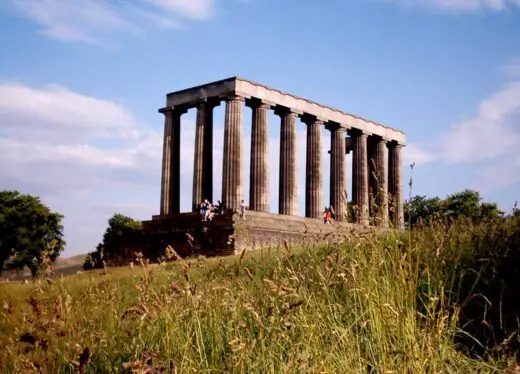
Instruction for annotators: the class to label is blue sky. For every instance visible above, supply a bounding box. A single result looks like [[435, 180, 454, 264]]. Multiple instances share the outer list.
[[0, 0, 519, 256]]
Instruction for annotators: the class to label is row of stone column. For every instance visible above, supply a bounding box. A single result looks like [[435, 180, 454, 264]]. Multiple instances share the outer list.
[[160, 96, 404, 228]]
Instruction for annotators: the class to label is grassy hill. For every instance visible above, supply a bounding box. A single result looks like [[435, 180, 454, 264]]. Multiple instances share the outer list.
[[53, 254, 86, 268], [0, 253, 86, 282], [0, 222, 518, 372]]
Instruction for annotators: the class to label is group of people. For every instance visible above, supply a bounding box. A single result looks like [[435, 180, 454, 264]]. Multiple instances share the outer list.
[[323, 206, 336, 224], [198, 199, 223, 222], [199, 200, 335, 223], [198, 199, 248, 222]]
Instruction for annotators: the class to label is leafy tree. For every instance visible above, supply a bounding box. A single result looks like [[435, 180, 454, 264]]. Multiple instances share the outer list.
[[84, 213, 143, 270], [0, 190, 65, 277], [102, 213, 142, 241], [444, 190, 483, 220], [480, 202, 502, 220], [405, 189, 502, 227], [404, 195, 443, 226]]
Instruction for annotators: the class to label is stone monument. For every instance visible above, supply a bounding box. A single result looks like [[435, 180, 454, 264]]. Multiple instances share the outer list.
[[142, 77, 406, 256]]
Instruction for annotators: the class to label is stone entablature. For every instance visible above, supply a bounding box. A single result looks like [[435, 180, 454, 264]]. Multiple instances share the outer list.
[[165, 77, 405, 145]]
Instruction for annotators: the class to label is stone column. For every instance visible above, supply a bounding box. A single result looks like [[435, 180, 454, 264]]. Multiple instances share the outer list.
[[329, 124, 346, 221], [203, 102, 217, 203], [221, 96, 244, 211], [388, 142, 404, 229], [249, 102, 270, 212], [160, 107, 185, 216], [369, 137, 389, 227], [278, 109, 298, 215], [192, 101, 217, 211], [192, 102, 206, 211], [304, 117, 323, 219], [352, 131, 369, 225]]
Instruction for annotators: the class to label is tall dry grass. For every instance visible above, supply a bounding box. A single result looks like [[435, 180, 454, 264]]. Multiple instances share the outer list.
[[0, 221, 515, 373]]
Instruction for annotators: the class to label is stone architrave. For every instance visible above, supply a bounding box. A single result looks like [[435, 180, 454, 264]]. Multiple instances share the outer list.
[[329, 124, 346, 221], [160, 107, 185, 216], [388, 142, 404, 229], [352, 131, 369, 225], [304, 117, 323, 219], [222, 96, 244, 211], [278, 109, 298, 216], [249, 102, 270, 212]]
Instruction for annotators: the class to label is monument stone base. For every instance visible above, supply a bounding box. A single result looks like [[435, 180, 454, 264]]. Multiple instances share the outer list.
[[142, 211, 365, 258]]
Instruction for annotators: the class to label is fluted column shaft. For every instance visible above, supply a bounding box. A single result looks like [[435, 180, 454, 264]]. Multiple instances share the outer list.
[[329, 125, 346, 221], [160, 107, 184, 215], [305, 118, 323, 219], [249, 103, 270, 212], [370, 138, 389, 227], [192, 102, 205, 210], [353, 132, 369, 225], [203, 103, 214, 203], [193, 102, 216, 211], [388, 143, 404, 229], [222, 96, 244, 211], [278, 111, 298, 215]]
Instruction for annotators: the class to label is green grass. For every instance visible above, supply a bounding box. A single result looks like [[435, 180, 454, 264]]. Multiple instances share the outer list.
[[0, 225, 514, 373]]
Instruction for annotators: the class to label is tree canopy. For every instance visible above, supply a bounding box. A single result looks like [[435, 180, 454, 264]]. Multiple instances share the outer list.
[[0, 190, 65, 277], [405, 189, 503, 226], [84, 213, 143, 270]]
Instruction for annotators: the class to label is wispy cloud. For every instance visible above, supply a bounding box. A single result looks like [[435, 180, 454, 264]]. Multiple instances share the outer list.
[[405, 57, 520, 192], [145, 0, 215, 19], [0, 81, 167, 254], [383, 0, 520, 13], [10, 0, 237, 45]]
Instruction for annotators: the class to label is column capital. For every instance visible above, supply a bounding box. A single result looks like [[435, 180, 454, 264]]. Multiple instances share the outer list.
[[158, 106, 188, 115], [274, 106, 302, 118], [246, 98, 274, 109], [369, 134, 389, 143], [194, 97, 221, 109], [348, 128, 370, 138], [225, 95, 245, 103], [325, 122, 346, 133], [388, 140, 405, 149], [301, 114, 326, 126], [158, 106, 173, 115]]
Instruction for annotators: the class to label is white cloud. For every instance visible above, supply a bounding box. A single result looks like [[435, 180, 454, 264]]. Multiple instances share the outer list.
[[407, 81, 520, 166], [0, 82, 136, 142], [384, 0, 520, 12], [146, 0, 215, 19], [403, 143, 439, 165], [12, 0, 142, 45], [0, 81, 181, 255], [10, 0, 239, 45], [404, 60, 520, 192]]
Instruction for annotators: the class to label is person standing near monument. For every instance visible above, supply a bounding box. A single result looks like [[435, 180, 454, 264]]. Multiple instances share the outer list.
[[240, 200, 247, 221]]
